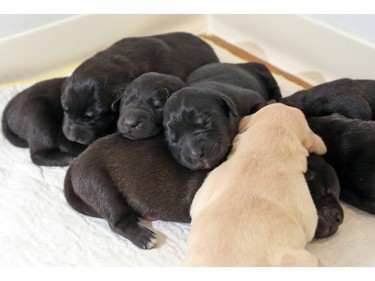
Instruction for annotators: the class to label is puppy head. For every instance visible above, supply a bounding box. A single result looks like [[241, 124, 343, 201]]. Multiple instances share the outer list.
[[163, 87, 239, 170], [61, 76, 120, 145], [112, 72, 185, 140], [306, 154, 344, 238]]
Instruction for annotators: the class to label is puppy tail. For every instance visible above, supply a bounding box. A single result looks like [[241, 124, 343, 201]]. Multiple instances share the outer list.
[[1, 113, 28, 148], [64, 167, 101, 218], [275, 248, 319, 267]]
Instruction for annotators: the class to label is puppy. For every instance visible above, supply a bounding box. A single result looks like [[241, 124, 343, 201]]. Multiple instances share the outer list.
[[163, 86, 265, 170], [111, 72, 185, 140], [64, 133, 208, 249], [184, 103, 327, 267], [164, 63, 280, 170], [308, 114, 375, 214], [2, 78, 86, 166], [281, 78, 375, 120], [61, 32, 219, 145], [306, 154, 344, 238]]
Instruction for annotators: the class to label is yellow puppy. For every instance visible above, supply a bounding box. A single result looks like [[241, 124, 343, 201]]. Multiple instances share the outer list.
[[184, 103, 327, 267]]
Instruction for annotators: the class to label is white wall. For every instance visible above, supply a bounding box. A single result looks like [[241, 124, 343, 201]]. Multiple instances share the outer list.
[[0, 15, 76, 40], [304, 14, 375, 45], [208, 14, 375, 85], [0, 14, 207, 83]]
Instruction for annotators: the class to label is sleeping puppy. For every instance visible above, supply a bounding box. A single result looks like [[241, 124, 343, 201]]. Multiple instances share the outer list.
[[163, 86, 265, 170], [2, 78, 86, 166], [64, 133, 208, 249], [281, 78, 375, 120], [306, 154, 344, 238], [184, 103, 327, 267], [61, 32, 219, 145], [308, 114, 375, 214], [164, 62, 280, 170], [111, 72, 185, 140]]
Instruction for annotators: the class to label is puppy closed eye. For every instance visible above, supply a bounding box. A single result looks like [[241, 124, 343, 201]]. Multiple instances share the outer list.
[[123, 95, 136, 104], [166, 130, 178, 144], [196, 117, 211, 127]]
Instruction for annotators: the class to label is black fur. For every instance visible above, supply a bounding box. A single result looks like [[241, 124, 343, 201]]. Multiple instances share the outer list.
[[111, 72, 185, 140], [61, 32, 219, 145], [281, 78, 375, 120], [2, 78, 86, 166], [306, 154, 344, 238], [187, 62, 281, 102], [308, 114, 375, 214]]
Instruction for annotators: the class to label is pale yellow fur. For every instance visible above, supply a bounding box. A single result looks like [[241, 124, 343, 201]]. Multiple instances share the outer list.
[[184, 103, 327, 267]]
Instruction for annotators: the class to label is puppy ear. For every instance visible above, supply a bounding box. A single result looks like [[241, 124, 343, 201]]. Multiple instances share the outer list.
[[61, 77, 68, 92], [305, 131, 327, 155], [157, 87, 171, 98], [220, 94, 238, 117], [111, 94, 123, 112]]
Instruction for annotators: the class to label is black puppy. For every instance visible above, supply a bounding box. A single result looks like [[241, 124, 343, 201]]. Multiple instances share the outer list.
[[163, 62, 281, 170], [64, 134, 208, 249], [306, 153, 344, 238], [64, 134, 343, 249], [308, 114, 375, 214], [61, 32, 219, 145], [281, 78, 375, 120], [111, 72, 185, 140], [2, 78, 86, 166]]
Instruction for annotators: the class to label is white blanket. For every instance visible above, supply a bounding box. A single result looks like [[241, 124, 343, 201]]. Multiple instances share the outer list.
[[1, 42, 374, 267]]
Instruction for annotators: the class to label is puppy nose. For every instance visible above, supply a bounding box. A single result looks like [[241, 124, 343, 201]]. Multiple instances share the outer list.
[[326, 208, 344, 225], [123, 116, 141, 129], [190, 146, 204, 161], [334, 211, 344, 224]]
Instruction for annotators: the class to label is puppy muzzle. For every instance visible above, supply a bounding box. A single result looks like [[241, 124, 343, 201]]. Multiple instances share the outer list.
[[179, 140, 229, 170], [117, 108, 161, 140]]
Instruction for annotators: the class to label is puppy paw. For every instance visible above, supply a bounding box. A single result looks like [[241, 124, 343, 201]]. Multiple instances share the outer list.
[[127, 225, 157, 250]]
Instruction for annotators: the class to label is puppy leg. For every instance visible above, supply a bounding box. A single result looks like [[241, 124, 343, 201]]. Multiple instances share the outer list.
[[2, 116, 28, 148], [30, 148, 75, 166], [74, 173, 157, 249], [18, 102, 78, 166], [28, 128, 75, 166], [57, 132, 87, 156], [31, 132, 86, 166], [64, 167, 101, 217]]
